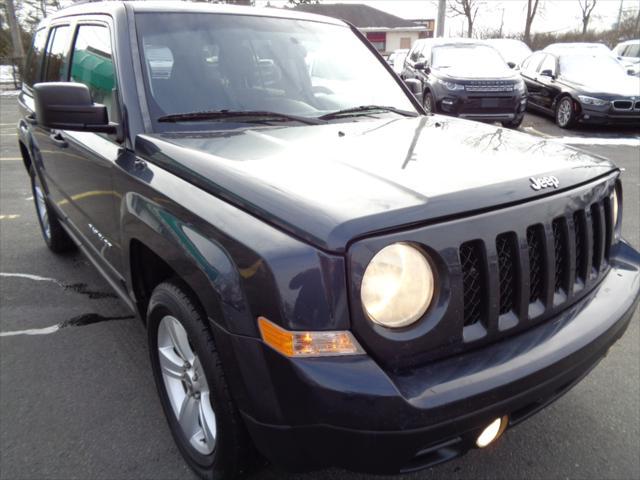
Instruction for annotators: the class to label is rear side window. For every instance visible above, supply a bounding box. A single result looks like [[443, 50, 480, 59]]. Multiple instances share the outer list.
[[23, 29, 47, 87], [43, 25, 71, 82], [70, 24, 118, 120]]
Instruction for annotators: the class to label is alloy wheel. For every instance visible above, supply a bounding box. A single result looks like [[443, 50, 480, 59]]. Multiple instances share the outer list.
[[157, 315, 217, 455], [423, 94, 433, 114], [557, 98, 572, 127]]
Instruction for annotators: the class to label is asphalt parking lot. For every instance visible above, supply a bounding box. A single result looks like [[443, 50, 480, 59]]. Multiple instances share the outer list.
[[1, 92, 639, 480]]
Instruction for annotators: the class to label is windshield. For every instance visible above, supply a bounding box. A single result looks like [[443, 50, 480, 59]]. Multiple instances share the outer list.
[[135, 13, 416, 130], [487, 40, 531, 64], [431, 45, 507, 70], [559, 54, 626, 81]]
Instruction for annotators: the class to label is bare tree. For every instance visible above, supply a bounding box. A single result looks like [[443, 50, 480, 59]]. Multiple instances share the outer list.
[[448, 0, 483, 38], [578, 0, 597, 35], [524, 0, 542, 45]]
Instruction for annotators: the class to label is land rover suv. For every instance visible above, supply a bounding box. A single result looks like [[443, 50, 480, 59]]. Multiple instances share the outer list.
[[16, 2, 640, 479]]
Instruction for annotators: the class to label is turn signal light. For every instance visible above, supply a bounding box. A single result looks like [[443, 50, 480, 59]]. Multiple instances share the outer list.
[[258, 316, 365, 357]]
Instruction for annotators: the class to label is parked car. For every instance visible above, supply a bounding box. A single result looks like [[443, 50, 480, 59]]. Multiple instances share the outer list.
[[402, 38, 527, 128], [520, 50, 640, 127], [613, 39, 640, 76], [543, 42, 614, 56], [484, 38, 532, 68], [387, 48, 409, 75], [18, 2, 640, 479]]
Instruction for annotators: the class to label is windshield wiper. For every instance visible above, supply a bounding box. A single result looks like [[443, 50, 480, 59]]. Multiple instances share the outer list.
[[317, 105, 418, 120], [157, 110, 323, 125]]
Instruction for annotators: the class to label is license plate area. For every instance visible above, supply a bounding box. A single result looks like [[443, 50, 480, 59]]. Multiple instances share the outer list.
[[481, 98, 499, 107]]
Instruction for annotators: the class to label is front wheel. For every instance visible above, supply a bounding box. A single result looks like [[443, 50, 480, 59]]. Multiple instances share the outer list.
[[423, 91, 435, 114], [501, 115, 524, 129], [555, 96, 577, 129], [147, 281, 255, 479]]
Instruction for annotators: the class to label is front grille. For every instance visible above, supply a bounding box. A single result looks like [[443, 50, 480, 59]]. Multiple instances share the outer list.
[[460, 194, 614, 330], [552, 218, 569, 293], [573, 210, 587, 284], [612, 100, 633, 110], [496, 233, 518, 315], [527, 225, 545, 303], [635, 101, 640, 110], [459, 240, 486, 326], [465, 80, 514, 93]]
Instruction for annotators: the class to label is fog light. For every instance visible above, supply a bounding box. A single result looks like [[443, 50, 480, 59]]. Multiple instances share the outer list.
[[476, 416, 508, 448]]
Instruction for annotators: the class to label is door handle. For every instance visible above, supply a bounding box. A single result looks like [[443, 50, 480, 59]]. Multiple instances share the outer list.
[[25, 113, 37, 125], [50, 131, 68, 148]]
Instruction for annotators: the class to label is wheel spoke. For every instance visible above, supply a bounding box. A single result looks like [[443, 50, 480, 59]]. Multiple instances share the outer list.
[[199, 392, 217, 449], [166, 318, 194, 364], [158, 346, 185, 379], [178, 394, 200, 439]]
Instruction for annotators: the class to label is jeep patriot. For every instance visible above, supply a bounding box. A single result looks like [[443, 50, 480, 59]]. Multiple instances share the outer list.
[[16, 2, 640, 478]]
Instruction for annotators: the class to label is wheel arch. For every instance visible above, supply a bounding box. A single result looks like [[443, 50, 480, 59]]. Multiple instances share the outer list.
[[122, 196, 257, 338]]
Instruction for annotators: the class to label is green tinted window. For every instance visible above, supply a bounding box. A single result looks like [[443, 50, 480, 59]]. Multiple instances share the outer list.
[[70, 25, 117, 120]]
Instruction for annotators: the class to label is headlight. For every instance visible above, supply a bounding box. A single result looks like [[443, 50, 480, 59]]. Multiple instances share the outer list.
[[438, 79, 465, 91], [578, 95, 609, 106], [360, 243, 435, 328], [514, 79, 526, 93]]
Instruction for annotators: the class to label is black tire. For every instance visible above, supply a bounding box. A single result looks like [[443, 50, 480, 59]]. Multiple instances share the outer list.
[[555, 96, 577, 129], [30, 167, 75, 253], [501, 115, 524, 129], [147, 280, 255, 480], [423, 91, 436, 114]]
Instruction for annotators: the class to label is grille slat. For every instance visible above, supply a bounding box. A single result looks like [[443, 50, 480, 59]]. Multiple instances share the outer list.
[[590, 203, 605, 274], [496, 233, 518, 315], [527, 226, 545, 304], [552, 218, 569, 293], [460, 241, 487, 327], [573, 210, 588, 285]]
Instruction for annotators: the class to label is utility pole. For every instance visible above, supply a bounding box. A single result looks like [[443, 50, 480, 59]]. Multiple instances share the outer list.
[[5, 0, 25, 61], [436, 0, 446, 37], [615, 0, 623, 29], [499, 8, 505, 37]]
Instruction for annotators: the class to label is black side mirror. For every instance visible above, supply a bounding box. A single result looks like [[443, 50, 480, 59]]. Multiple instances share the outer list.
[[540, 69, 555, 79], [403, 78, 422, 96], [507, 61, 516, 69], [34, 82, 117, 134], [414, 61, 431, 74]]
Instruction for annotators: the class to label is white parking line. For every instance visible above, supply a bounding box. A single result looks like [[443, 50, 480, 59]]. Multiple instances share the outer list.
[[0, 325, 61, 337]]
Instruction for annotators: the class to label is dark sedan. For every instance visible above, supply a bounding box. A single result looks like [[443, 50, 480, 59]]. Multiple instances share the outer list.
[[402, 39, 527, 128], [520, 50, 640, 128]]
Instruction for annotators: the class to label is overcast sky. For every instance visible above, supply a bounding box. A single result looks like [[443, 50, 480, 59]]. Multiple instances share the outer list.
[[254, 0, 636, 36]]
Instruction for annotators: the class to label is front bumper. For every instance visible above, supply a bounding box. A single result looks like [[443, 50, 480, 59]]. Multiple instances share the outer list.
[[434, 87, 527, 122], [578, 103, 640, 125], [213, 240, 639, 474]]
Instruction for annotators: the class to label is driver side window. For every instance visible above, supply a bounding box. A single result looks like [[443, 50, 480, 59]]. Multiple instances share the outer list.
[[537, 54, 556, 76]]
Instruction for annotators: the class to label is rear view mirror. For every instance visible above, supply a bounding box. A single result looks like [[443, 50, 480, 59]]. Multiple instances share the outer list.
[[507, 61, 516, 69], [403, 78, 422, 96], [540, 69, 555, 79], [33, 82, 117, 134]]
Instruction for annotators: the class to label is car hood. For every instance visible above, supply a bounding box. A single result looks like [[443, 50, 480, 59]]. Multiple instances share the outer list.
[[136, 116, 616, 252], [564, 73, 640, 96]]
